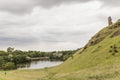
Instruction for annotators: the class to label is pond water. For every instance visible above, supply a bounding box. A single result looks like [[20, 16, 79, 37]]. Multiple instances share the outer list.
[[17, 60, 63, 70]]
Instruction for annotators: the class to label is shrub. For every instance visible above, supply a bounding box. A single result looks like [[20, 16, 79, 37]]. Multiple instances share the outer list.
[[109, 50, 112, 53], [2, 62, 16, 70], [109, 44, 119, 55]]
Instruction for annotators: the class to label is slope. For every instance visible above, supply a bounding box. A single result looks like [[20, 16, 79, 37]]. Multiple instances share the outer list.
[[54, 19, 120, 73]]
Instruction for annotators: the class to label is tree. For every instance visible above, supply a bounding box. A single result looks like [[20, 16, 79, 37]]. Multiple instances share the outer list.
[[0, 57, 4, 68], [0, 51, 8, 56], [13, 50, 24, 55], [7, 47, 14, 53]]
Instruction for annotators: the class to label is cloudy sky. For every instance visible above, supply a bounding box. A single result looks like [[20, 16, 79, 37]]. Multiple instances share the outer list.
[[0, 0, 120, 51]]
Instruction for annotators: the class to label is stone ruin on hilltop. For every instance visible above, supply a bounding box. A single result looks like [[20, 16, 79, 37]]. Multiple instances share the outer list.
[[108, 16, 113, 25]]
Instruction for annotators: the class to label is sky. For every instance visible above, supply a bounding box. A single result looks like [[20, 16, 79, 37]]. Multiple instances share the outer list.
[[0, 0, 120, 51]]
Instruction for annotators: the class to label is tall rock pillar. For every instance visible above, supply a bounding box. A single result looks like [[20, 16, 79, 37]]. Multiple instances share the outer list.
[[108, 16, 113, 25]]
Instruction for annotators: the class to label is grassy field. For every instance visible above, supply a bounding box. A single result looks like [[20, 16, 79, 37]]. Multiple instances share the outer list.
[[1, 20, 120, 80]]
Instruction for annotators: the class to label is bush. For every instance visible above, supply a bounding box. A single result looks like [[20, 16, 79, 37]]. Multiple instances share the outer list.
[[2, 62, 16, 70], [109, 50, 112, 53], [109, 44, 119, 55]]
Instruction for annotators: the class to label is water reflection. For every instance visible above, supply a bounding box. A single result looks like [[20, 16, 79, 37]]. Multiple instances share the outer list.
[[17, 60, 63, 69]]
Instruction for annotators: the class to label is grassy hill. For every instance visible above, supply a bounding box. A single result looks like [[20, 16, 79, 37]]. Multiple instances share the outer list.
[[1, 19, 120, 80]]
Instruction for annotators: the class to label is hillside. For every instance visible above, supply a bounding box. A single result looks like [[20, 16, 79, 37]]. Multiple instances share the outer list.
[[0, 19, 120, 80]]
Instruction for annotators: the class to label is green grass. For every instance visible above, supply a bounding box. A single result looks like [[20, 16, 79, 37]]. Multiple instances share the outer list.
[[1, 20, 120, 80]]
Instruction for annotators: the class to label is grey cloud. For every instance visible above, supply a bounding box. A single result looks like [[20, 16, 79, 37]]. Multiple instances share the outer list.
[[0, 31, 86, 48], [0, 36, 38, 46], [102, 0, 120, 7], [0, 0, 119, 14], [0, 0, 91, 14], [36, 0, 90, 8], [39, 30, 90, 43], [0, 20, 36, 27], [0, 0, 35, 14], [0, 0, 119, 51]]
